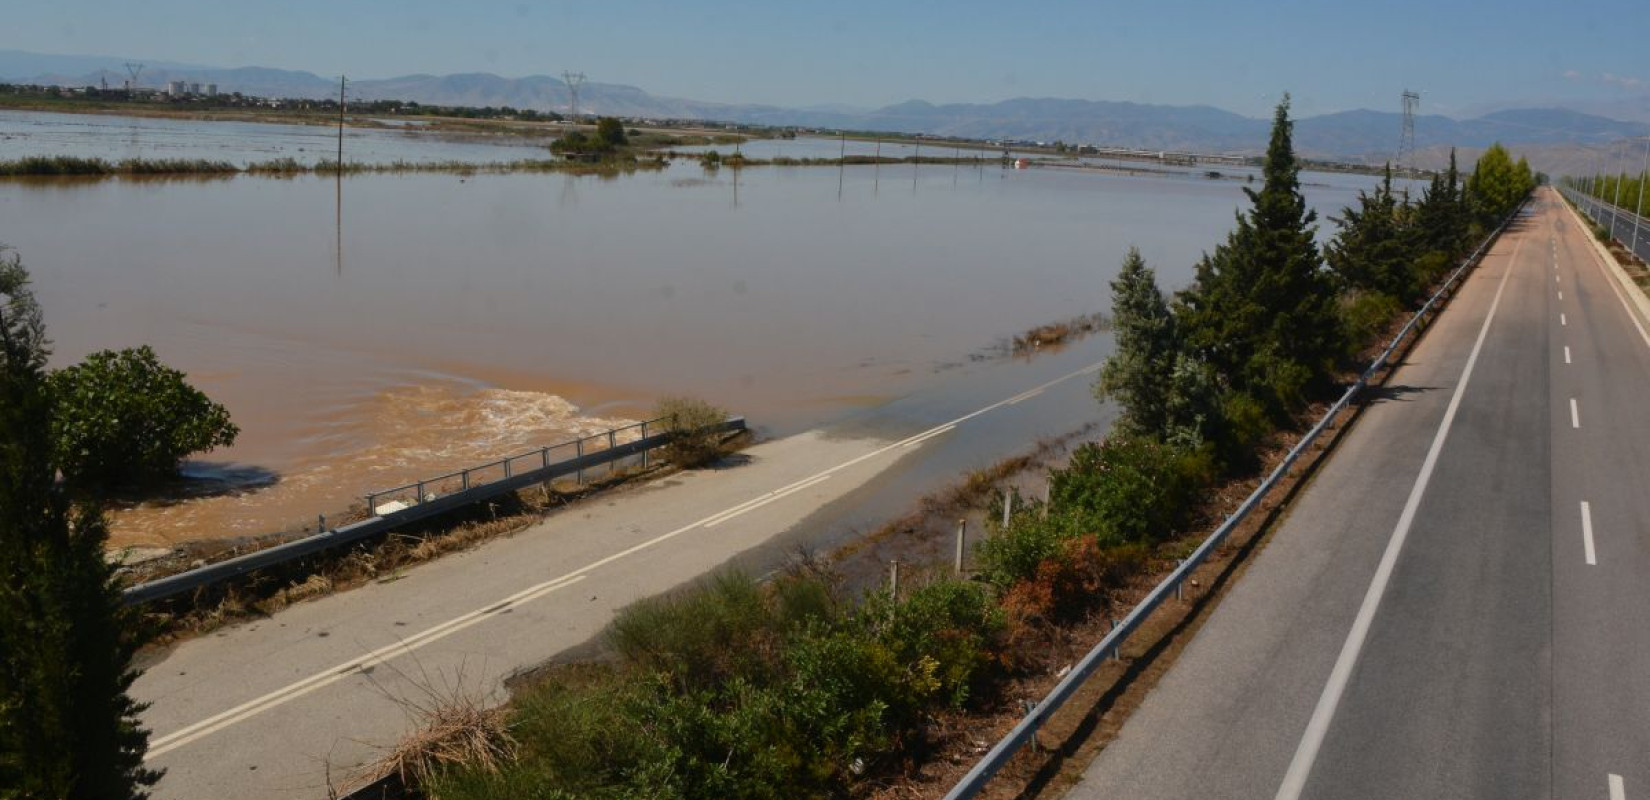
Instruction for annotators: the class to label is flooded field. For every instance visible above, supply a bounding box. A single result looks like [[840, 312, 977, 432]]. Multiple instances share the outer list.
[[0, 111, 1412, 548]]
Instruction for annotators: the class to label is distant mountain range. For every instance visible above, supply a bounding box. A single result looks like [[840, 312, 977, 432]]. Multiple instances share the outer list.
[[4, 48, 1646, 163]]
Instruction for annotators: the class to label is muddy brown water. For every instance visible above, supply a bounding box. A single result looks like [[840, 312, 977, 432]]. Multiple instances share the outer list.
[[0, 112, 1413, 548]]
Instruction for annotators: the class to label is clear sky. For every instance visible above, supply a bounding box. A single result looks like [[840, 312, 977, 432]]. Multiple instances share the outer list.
[[6, 0, 1648, 118]]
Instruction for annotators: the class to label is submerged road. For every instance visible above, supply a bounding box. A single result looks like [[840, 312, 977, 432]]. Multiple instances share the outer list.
[[133, 348, 1104, 800], [1069, 188, 1649, 799]]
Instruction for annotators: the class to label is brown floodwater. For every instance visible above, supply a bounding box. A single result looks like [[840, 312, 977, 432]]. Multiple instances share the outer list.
[[0, 127, 1409, 549]]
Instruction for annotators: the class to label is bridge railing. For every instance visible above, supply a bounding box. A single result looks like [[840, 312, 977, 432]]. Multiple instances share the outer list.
[[123, 416, 746, 606]]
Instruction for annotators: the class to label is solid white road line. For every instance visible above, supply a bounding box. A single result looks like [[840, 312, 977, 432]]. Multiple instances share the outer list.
[[1272, 236, 1522, 800], [146, 573, 588, 759], [144, 359, 1106, 761], [1571, 398, 1581, 429], [1610, 773, 1626, 800], [1582, 501, 1597, 566], [901, 423, 957, 448], [1565, 346, 1573, 364]]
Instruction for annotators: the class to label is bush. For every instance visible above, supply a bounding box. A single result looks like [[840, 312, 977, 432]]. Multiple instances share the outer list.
[[1339, 289, 1404, 356], [48, 345, 238, 489], [654, 395, 728, 469], [1048, 435, 1205, 544]]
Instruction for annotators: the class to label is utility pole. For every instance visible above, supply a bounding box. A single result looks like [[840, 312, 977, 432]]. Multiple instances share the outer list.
[[1397, 90, 1419, 176], [562, 71, 587, 121], [337, 75, 347, 168], [1633, 136, 1648, 257]]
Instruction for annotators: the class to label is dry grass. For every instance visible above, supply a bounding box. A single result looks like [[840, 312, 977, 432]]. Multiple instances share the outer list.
[[1009, 313, 1111, 356], [370, 678, 517, 790]]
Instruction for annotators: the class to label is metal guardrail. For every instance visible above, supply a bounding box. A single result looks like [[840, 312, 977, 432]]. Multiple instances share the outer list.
[[122, 417, 747, 605], [1559, 185, 1650, 266], [940, 200, 1529, 799]]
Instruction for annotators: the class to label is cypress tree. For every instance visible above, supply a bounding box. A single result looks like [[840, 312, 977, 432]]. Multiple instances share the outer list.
[[1097, 247, 1178, 437], [0, 248, 159, 799], [1177, 95, 1343, 412], [1326, 164, 1417, 301]]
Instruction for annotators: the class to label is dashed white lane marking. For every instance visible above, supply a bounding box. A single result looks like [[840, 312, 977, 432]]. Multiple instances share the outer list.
[[1571, 397, 1581, 429], [1558, 290, 1564, 300], [144, 360, 1105, 761], [1582, 501, 1598, 566], [1565, 346, 1572, 364], [1562, 313, 1569, 326], [1271, 235, 1521, 800], [1610, 773, 1625, 800]]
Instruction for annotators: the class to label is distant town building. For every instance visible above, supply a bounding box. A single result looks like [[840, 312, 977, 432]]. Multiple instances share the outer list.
[[167, 80, 185, 97], [205, 83, 218, 97]]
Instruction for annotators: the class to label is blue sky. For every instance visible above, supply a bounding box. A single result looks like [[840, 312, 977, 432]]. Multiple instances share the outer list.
[[6, 0, 1648, 118]]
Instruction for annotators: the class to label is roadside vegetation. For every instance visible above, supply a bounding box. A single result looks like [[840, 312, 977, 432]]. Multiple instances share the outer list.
[[0, 154, 669, 179], [1565, 163, 1647, 219], [0, 249, 159, 798], [388, 98, 1534, 799]]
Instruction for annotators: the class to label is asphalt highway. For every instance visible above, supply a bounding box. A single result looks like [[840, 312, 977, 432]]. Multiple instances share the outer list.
[[1070, 188, 1648, 800]]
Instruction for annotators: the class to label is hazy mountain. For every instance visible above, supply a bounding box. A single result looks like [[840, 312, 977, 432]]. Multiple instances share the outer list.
[[3, 48, 1646, 162]]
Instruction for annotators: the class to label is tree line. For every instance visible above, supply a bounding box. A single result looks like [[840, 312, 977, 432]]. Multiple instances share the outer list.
[[1566, 167, 1650, 218]]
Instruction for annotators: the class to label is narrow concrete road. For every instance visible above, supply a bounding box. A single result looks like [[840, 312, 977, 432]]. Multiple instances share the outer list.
[[134, 359, 1101, 800], [1069, 188, 1648, 800]]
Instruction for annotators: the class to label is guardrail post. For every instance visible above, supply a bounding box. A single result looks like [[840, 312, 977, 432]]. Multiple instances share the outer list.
[[641, 421, 650, 470], [541, 446, 549, 468], [364, 494, 375, 516], [1002, 491, 1014, 528], [461, 468, 470, 491], [1111, 620, 1122, 660], [417, 481, 426, 504], [954, 519, 967, 575], [576, 439, 585, 484], [504, 458, 512, 478], [1175, 562, 1184, 601], [609, 430, 617, 476], [889, 560, 900, 600], [318, 514, 326, 534]]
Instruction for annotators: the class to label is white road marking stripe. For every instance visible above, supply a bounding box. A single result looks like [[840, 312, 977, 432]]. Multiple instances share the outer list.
[[1558, 291, 1563, 300], [901, 423, 957, 448], [1571, 398, 1581, 429], [1006, 387, 1045, 405], [1582, 501, 1597, 566], [146, 574, 587, 758], [1562, 313, 1568, 326], [704, 474, 831, 528], [1565, 346, 1572, 364], [1610, 773, 1625, 800], [144, 360, 1107, 760], [1272, 235, 1521, 800]]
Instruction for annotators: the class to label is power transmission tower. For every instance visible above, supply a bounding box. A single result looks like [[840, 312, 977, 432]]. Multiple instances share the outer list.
[[1397, 89, 1420, 175], [123, 62, 144, 92], [562, 71, 587, 120]]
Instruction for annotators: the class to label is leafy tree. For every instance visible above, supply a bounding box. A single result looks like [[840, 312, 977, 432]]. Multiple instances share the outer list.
[[1326, 165, 1418, 301], [1466, 143, 1533, 222], [1176, 95, 1343, 412], [0, 248, 158, 798], [49, 345, 238, 490], [594, 116, 628, 148]]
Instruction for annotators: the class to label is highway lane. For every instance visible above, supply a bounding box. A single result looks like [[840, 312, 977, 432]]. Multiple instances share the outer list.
[[132, 346, 1105, 800], [1070, 189, 1647, 800]]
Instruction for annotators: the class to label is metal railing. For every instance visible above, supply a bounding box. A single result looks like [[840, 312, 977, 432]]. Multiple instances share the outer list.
[[1559, 185, 1650, 266], [122, 416, 746, 605], [940, 200, 1529, 800], [363, 418, 659, 516]]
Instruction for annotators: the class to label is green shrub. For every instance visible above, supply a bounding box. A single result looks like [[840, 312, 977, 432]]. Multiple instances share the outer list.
[[1049, 435, 1203, 545], [48, 345, 238, 489], [1339, 289, 1403, 356], [654, 395, 728, 469]]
